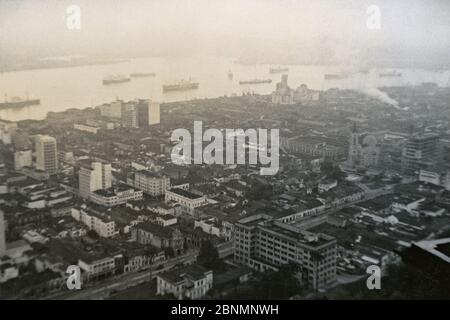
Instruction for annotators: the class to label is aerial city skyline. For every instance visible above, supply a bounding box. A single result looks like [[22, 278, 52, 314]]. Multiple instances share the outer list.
[[0, 0, 450, 304]]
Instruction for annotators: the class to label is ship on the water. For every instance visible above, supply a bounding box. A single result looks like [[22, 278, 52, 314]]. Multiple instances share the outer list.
[[269, 67, 289, 74], [130, 72, 156, 78], [379, 70, 402, 78], [0, 96, 40, 109], [239, 79, 272, 85], [228, 70, 234, 80], [324, 73, 350, 80], [163, 80, 199, 92], [102, 74, 131, 85]]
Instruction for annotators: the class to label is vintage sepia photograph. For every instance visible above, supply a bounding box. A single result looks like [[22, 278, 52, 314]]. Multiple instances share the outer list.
[[0, 0, 449, 306]]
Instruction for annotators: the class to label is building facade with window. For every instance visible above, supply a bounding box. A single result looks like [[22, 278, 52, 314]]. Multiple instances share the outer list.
[[234, 214, 337, 291], [156, 265, 213, 299]]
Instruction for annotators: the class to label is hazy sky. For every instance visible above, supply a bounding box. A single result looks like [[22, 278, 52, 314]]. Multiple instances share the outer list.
[[1, 0, 449, 67]]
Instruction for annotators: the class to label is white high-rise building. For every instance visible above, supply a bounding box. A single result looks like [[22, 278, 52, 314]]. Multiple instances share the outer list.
[[148, 102, 160, 125], [35, 135, 58, 175], [136, 100, 160, 126], [0, 210, 6, 257], [79, 162, 112, 199], [401, 133, 440, 172], [100, 99, 160, 127]]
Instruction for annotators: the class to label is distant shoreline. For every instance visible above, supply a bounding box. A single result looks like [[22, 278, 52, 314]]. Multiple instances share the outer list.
[[0, 58, 128, 74], [2, 54, 448, 74]]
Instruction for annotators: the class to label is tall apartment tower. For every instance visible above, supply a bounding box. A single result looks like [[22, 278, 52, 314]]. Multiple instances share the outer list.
[[148, 101, 160, 125], [402, 133, 440, 173], [347, 123, 360, 166], [137, 99, 160, 126], [121, 102, 138, 128], [35, 135, 58, 175], [0, 210, 6, 257], [79, 162, 112, 198]]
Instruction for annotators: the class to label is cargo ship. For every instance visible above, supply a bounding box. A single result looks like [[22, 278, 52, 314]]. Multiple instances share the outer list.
[[162, 80, 199, 92], [130, 72, 156, 78], [379, 71, 402, 78], [324, 73, 350, 80], [102, 74, 131, 85], [239, 79, 272, 85], [0, 96, 40, 109], [269, 67, 289, 74]]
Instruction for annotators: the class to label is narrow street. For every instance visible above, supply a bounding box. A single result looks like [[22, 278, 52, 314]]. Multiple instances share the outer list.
[[45, 251, 198, 300]]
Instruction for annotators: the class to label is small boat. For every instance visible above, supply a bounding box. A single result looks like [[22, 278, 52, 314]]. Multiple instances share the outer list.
[[103, 74, 131, 85]]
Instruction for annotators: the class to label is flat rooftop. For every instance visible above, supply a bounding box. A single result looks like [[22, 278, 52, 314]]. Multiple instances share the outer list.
[[237, 214, 273, 227], [237, 214, 335, 247], [93, 185, 135, 197], [136, 170, 167, 178], [262, 221, 335, 247], [168, 188, 203, 200]]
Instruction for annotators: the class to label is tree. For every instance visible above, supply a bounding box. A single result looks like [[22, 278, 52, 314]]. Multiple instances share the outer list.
[[247, 182, 274, 200], [256, 263, 304, 299], [222, 263, 304, 300], [197, 240, 222, 271], [86, 230, 99, 239], [321, 162, 346, 181], [326, 262, 450, 299]]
